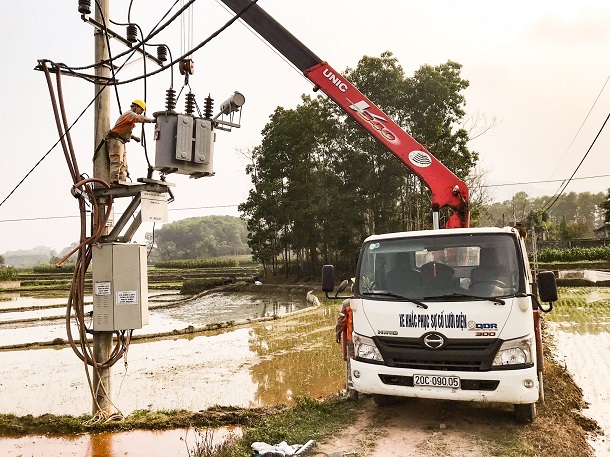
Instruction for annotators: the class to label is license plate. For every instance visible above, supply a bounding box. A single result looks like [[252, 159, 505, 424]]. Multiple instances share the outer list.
[[413, 374, 460, 388]]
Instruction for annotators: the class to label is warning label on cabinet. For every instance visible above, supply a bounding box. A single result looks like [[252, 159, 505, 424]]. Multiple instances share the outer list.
[[116, 290, 138, 305], [94, 282, 111, 296]]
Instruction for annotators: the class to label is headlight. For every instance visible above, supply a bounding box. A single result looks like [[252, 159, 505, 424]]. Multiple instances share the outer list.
[[493, 335, 534, 367], [353, 334, 384, 362]]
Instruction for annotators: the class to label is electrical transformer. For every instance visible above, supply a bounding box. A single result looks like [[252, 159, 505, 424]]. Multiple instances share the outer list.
[[92, 243, 149, 331], [153, 111, 215, 178]]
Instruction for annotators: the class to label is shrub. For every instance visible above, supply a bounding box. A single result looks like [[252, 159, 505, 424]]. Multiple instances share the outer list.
[[0, 267, 19, 281]]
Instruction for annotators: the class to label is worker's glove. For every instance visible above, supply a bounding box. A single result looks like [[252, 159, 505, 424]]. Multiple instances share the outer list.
[[335, 332, 341, 344]]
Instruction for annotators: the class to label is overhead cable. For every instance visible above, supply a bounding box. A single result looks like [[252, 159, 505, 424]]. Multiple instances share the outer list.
[[542, 111, 610, 213], [110, 0, 260, 86]]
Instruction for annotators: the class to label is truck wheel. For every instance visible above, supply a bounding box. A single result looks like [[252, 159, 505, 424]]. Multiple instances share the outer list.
[[372, 394, 394, 407], [514, 403, 536, 423]]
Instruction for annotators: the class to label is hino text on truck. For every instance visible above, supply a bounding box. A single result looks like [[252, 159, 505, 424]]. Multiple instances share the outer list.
[[219, 0, 559, 422]]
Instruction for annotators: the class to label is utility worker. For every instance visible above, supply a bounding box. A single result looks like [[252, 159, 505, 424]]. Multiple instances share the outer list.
[[106, 99, 156, 184], [335, 281, 358, 400]]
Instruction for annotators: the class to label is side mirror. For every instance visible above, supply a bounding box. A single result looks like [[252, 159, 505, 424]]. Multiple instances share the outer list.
[[537, 271, 558, 303], [322, 265, 336, 292]]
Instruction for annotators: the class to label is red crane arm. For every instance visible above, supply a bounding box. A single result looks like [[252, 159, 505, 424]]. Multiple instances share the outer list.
[[220, 0, 469, 228], [304, 62, 468, 228]]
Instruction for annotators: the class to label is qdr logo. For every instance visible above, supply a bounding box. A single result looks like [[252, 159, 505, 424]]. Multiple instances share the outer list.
[[348, 100, 397, 142], [467, 321, 498, 331]]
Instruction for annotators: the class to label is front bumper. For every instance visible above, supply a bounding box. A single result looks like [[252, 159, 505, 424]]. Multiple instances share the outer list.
[[350, 359, 539, 404]]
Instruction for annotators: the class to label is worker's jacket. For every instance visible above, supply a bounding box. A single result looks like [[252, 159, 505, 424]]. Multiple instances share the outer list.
[[109, 110, 152, 142], [335, 299, 353, 342]]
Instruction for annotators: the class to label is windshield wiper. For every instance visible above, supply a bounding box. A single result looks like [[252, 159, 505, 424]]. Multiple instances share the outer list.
[[361, 291, 429, 309], [423, 292, 505, 306]]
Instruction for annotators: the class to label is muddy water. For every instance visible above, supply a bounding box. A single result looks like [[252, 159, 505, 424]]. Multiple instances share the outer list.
[[545, 287, 610, 456], [0, 427, 239, 457]]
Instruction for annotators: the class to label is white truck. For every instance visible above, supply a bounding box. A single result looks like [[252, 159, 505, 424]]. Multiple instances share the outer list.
[[217, 0, 558, 422], [323, 227, 557, 422]]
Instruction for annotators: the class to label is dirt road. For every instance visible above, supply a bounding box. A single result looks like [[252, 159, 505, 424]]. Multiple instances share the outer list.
[[315, 395, 496, 457], [314, 354, 598, 457]]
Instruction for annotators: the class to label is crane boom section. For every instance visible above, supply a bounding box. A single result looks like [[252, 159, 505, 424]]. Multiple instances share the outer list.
[[221, 0, 469, 227]]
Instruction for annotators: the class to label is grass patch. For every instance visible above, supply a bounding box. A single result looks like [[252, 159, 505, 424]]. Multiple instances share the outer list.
[[241, 396, 354, 445], [216, 396, 356, 457]]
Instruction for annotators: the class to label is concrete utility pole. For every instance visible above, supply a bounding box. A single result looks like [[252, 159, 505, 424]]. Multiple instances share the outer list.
[[92, 0, 114, 416]]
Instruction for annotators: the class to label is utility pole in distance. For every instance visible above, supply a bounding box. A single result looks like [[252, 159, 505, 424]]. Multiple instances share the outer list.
[[92, 0, 114, 416]]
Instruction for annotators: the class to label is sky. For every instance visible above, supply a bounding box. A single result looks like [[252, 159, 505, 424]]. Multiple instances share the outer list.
[[0, 0, 609, 254]]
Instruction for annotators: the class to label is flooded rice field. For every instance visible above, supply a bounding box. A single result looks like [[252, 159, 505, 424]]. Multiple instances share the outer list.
[[2, 285, 610, 455], [0, 290, 313, 347], [0, 287, 344, 456], [0, 289, 344, 416], [545, 287, 610, 456]]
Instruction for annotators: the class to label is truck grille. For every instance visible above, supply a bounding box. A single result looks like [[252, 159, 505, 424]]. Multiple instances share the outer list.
[[374, 336, 503, 372]]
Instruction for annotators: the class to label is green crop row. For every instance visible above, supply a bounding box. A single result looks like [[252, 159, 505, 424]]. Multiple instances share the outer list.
[[32, 264, 76, 273], [153, 258, 241, 269], [536, 246, 610, 263]]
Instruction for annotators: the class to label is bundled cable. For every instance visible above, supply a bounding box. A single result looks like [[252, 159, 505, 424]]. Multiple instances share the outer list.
[[41, 63, 132, 419]]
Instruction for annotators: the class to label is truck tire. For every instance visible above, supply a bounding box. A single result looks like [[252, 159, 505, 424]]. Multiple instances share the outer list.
[[372, 394, 394, 407], [514, 403, 536, 423]]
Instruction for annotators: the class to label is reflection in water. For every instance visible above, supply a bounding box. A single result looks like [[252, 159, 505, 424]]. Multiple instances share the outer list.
[[248, 306, 344, 404], [157, 292, 306, 325], [0, 428, 238, 457], [0, 291, 345, 456], [0, 291, 19, 302], [0, 291, 312, 347]]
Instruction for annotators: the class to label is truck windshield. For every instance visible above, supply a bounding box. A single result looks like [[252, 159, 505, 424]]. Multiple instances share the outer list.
[[356, 233, 522, 300]]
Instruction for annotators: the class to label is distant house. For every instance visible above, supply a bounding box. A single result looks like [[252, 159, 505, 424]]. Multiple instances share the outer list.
[[593, 223, 610, 240]]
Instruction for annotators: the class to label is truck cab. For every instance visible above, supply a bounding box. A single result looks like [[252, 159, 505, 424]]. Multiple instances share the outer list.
[[324, 226, 557, 422]]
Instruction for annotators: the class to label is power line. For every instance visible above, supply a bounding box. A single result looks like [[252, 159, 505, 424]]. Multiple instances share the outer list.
[[547, 73, 610, 182], [108, 0, 260, 86], [64, 0, 189, 72], [4, 168, 610, 223], [0, 204, 241, 223], [541, 112, 610, 213], [481, 173, 610, 188]]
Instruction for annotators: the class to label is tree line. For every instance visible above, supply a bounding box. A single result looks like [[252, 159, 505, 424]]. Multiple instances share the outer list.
[[482, 190, 608, 241], [146, 215, 251, 261], [239, 52, 478, 277], [238, 52, 610, 278]]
